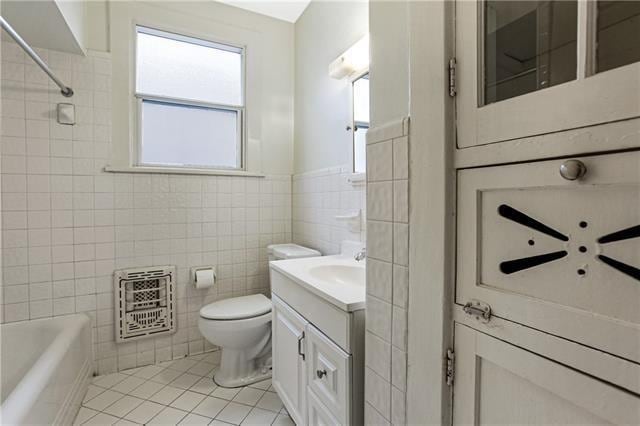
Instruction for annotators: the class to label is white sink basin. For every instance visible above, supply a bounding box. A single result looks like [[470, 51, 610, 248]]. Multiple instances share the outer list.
[[308, 265, 365, 286]]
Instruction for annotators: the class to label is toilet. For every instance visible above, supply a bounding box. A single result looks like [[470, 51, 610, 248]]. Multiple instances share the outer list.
[[198, 244, 321, 388]]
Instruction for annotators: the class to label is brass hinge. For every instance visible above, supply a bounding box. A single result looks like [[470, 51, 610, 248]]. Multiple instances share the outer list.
[[448, 58, 457, 97], [463, 299, 492, 323], [446, 349, 455, 386]]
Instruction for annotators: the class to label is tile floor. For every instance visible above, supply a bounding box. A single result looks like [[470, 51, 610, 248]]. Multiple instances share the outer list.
[[74, 353, 294, 426]]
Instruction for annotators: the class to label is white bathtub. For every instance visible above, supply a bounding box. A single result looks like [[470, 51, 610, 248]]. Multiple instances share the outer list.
[[0, 314, 92, 425]]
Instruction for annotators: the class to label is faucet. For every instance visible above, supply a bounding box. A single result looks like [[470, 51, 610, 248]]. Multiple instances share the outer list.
[[354, 248, 366, 262]]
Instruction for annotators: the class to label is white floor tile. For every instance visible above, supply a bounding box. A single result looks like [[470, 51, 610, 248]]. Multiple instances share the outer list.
[[83, 385, 106, 402], [129, 380, 165, 399], [210, 421, 235, 426], [190, 376, 218, 395], [168, 358, 199, 372], [255, 392, 283, 413], [170, 373, 202, 390], [124, 400, 165, 424], [178, 413, 213, 425], [151, 368, 183, 384], [232, 387, 265, 406], [240, 407, 278, 425], [202, 352, 221, 364], [114, 420, 141, 426], [112, 375, 146, 394], [74, 407, 99, 425], [188, 361, 216, 377], [147, 407, 189, 425], [134, 365, 165, 379], [83, 412, 120, 425], [93, 373, 128, 389], [215, 402, 252, 425], [149, 386, 185, 405], [102, 395, 144, 417], [170, 390, 206, 411], [211, 386, 241, 401], [84, 390, 125, 411], [271, 414, 295, 426], [248, 379, 271, 391], [192, 396, 228, 418]]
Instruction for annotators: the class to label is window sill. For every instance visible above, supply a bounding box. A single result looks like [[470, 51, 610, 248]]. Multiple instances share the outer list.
[[103, 165, 266, 178]]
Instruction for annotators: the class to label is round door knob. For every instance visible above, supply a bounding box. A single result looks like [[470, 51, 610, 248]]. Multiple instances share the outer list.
[[559, 160, 587, 181], [316, 369, 327, 379]]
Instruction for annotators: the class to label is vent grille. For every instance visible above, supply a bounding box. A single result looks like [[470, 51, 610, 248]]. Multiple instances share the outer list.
[[115, 265, 176, 342]]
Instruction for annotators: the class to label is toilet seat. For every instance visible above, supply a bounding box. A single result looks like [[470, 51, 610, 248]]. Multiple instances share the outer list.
[[199, 294, 272, 320]]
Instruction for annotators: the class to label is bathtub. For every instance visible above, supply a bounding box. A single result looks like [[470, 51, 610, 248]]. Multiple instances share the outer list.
[[1, 314, 92, 425]]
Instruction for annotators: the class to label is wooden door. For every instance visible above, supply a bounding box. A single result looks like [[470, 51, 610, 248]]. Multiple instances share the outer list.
[[272, 295, 309, 426], [456, 0, 640, 149], [456, 151, 640, 362], [452, 323, 640, 425]]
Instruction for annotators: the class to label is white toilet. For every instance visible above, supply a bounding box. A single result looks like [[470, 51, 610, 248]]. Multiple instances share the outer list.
[[198, 244, 321, 388]]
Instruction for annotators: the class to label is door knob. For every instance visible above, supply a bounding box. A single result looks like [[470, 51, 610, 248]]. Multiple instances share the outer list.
[[316, 369, 327, 379], [559, 159, 587, 181]]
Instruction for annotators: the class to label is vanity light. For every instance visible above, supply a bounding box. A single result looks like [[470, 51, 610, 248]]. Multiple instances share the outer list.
[[329, 34, 369, 79]]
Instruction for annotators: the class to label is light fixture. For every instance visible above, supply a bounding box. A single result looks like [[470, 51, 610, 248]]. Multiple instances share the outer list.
[[329, 34, 369, 79]]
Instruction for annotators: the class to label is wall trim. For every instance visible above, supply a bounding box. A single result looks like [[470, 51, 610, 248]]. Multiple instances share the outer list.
[[366, 116, 410, 145], [292, 164, 351, 180]]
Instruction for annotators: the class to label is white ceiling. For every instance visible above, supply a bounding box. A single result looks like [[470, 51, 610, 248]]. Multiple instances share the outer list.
[[217, 0, 311, 23]]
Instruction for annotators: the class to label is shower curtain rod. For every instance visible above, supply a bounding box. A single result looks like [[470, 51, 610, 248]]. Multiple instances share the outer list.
[[0, 15, 74, 97]]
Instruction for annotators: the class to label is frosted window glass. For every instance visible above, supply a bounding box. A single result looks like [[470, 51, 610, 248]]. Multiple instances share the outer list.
[[353, 76, 370, 123], [136, 28, 242, 106], [354, 128, 367, 174], [140, 100, 239, 168]]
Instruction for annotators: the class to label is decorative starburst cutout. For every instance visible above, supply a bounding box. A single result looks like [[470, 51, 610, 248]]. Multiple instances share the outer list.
[[497, 204, 640, 280]]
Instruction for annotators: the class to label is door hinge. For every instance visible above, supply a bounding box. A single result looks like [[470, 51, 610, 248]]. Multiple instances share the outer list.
[[463, 299, 492, 323], [448, 58, 457, 97], [446, 349, 455, 386]]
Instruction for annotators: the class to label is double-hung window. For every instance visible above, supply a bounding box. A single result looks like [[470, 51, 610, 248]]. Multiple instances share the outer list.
[[135, 26, 245, 170]]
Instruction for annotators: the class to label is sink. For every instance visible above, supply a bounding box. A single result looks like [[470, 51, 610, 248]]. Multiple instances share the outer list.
[[308, 264, 365, 286]]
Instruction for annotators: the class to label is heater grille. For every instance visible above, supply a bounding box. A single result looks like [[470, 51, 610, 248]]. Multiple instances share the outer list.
[[114, 266, 176, 342]]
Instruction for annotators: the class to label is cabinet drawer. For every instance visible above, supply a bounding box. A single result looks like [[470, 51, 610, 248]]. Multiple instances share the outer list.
[[306, 324, 351, 424], [457, 151, 640, 362], [308, 388, 342, 426]]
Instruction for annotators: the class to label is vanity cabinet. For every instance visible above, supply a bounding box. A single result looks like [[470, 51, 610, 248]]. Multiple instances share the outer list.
[[271, 290, 364, 426]]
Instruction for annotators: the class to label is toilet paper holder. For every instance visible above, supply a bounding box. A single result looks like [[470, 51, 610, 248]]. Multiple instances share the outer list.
[[191, 266, 216, 287]]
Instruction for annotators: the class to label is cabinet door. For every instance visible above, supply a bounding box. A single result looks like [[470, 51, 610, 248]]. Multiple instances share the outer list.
[[453, 323, 640, 425], [456, 0, 640, 148], [272, 295, 308, 426], [308, 389, 342, 426], [306, 324, 351, 425]]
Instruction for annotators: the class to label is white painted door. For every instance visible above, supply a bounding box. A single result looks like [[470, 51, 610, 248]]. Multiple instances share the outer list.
[[456, 151, 640, 362], [272, 295, 308, 426], [452, 323, 640, 425], [456, 0, 640, 148]]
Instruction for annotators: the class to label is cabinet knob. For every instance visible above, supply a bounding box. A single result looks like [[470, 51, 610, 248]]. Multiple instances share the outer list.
[[316, 369, 327, 379], [559, 159, 587, 181]]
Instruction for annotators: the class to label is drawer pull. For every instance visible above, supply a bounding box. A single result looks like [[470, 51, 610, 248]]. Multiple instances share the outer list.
[[559, 160, 587, 181], [316, 369, 327, 379]]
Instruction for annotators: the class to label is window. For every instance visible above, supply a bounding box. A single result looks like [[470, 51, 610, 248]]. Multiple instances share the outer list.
[[135, 26, 244, 169], [352, 73, 369, 174]]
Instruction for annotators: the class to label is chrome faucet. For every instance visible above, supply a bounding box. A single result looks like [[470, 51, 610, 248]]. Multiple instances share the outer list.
[[354, 248, 366, 262]]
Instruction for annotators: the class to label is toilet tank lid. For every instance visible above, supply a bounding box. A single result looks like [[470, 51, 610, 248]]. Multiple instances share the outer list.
[[200, 294, 272, 320], [267, 244, 321, 259]]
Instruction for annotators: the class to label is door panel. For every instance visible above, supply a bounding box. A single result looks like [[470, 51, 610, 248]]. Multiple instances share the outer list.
[[306, 324, 351, 424], [457, 151, 640, 362], [456, 0, 640, 148], [308, 389, 341, 426], [453, 323, 640, 425], [272, 295, 308, 426]]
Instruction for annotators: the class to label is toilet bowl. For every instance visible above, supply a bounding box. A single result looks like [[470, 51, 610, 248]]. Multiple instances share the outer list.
[[198, 294, 273, 387]]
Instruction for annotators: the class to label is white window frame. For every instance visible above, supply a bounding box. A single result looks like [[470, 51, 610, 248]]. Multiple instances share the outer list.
[[350, 69, 369, 177], [133, 25, 247, 171]]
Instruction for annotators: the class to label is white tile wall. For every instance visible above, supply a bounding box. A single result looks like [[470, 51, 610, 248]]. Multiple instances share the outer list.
[[292, 165, 365, 255], [0, 42, 292, 375], [364, 124, 409, 425]]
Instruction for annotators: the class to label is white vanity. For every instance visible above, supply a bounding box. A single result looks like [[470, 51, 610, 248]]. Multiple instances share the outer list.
[[269, 244, 366, 426]]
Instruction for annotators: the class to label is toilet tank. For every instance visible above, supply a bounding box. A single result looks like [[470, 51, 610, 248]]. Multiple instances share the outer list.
[[267, 244, 321, 261]]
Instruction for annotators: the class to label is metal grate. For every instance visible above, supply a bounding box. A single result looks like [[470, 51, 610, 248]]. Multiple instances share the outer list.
[[114, 266, 176, 342]]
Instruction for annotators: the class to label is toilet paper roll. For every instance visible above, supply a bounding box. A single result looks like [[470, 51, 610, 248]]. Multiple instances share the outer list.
[[195, 268, 215, 289]]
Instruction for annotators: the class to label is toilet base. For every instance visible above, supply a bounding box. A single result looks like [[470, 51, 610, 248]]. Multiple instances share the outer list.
[[213, 368, 272, 388], [213, 348, 272, 388]]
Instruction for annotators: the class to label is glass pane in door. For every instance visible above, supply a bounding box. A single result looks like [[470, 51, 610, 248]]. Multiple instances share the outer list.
[[483, 1, 578, 105], [596, 1, 640, 73]]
